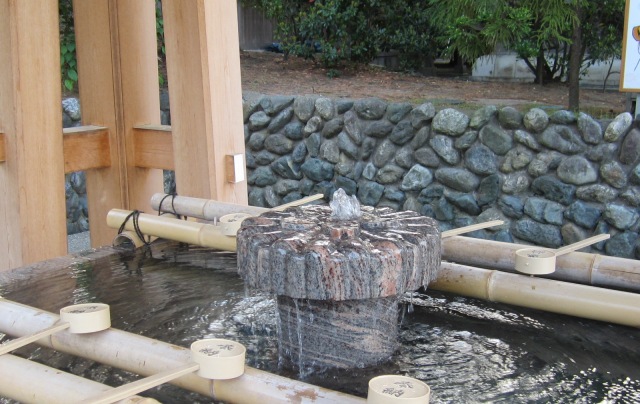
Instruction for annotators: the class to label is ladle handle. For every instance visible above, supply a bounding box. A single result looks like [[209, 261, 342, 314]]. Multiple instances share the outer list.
[[0, 322, 70, 355], [79, 362, 200, 404], [554, 234, 611, 257], [270, 194, 324, 211], [441, 220, 504, 238]]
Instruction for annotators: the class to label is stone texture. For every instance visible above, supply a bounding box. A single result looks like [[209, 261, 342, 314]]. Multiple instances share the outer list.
[[354, 98, 387, 120], [395, 147, 416, 169], [410, 102, 436, 128], [465, 144, 497, 175], [556, 156, 597, 185], [271, 156, 303, 180], [564, 201, 602, 229], [501, 147, 533, 173], [604, 204, 640, 230], [550, 110, 576, 125], [264, 134, 294, 155], [389, 120, 415, 145], [386, 102, 413, 123], [248, 131, 267, 151], [528, 151, 563, 177], [343, 110, 363, 145], [305, 133, 322, 157], [514, 129, 542, 151], [268, 107, 294, 133], [561, 223, 588, 247], [376, 165, 405, 184], [476, 174, 502, 206], [577, 112, 603, 144], [315, 97, 335, 120], [498, 106, 522, 129], [502, 173, 530, 195], [321, 118, 344, 138], [619, 128, 640, 165], [600, 160, 627, 189], [283, 121, 304, 140], [261, 95, 294, 116], [364, 120, 394, 138], [319, 139, 340, 163], [605, 232, 638, 258], [455, 130, 478, 150], [499, 195, 525, 218], [358, 180, 385, 205], [604, 112, 633, 142], [401, 164, 433, 191], [479, 124, 512, 155], [293, 96, 316, 121], [434, 168, 480, 192], [430, 135, 460, 165], [249, 111, 270, 130], [372, 139, 397, 168], [414, 147, 441, 168], [337, 131, 360, 160], [513, 219, 563, 248], [249, 166, 277, 186], [576, 184, 618, 203], [432, 108, 469, 136], [300, 158, 335, 181], [523, 108, 549, 133], [304, 116, 324, 135], [586, 143, 617, 162], [539, 125, 586, 154], [523, 197, 564, 225], [410, 126, 431, 148], [444, 191, 481, 215], [531, 175, 575, 205], [469, 105, 497, 129]]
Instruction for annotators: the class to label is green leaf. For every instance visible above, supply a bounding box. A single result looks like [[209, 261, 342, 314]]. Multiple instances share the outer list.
[[64, 79, 74, 91], [67, 69, 78, 81]]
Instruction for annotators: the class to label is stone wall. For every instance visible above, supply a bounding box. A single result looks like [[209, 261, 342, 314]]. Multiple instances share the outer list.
[[242, 93, 640, 259], [63, 93, 640, 260]]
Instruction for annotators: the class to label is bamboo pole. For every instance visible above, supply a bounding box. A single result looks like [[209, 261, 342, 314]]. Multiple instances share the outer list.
[[443, 236, 640, 292], [0, 299, 366, 404], [107, 209, 237, 251], [150, 193, 269, 219], [0, 354, 158, 404], [432, 262, 640, 328]]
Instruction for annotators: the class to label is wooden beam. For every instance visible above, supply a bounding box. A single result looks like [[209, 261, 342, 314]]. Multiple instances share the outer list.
[[0, 133, 5, 162], [63, 126, 110, 173], [0, 1, 66, 270], [163, 0, 248, 204], [74, 0, 164, 248], [133, 125, 174, 170]]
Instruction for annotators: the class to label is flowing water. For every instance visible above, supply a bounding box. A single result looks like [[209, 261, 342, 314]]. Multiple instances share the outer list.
[[1, 240, 639, 403]]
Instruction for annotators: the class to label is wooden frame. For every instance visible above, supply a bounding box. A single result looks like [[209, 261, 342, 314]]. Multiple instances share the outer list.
[[621, 0, 640, 92], [0, 0, 247, 271]]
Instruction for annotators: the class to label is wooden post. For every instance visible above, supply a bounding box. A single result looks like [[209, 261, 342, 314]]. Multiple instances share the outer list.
[[162, 0, 249, 204], [73, 0, 164, 247], [0, 1, 67, 271]]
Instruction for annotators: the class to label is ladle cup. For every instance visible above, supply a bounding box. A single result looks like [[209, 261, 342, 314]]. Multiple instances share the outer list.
[[515, 233, 610, 275]]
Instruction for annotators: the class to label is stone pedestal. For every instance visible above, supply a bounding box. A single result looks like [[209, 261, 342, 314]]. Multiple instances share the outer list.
[[277, 296, 399, 371], [237, 204, 441, 371]]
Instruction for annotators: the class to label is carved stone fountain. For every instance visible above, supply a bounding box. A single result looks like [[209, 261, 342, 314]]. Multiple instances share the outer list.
[[237, 190, 441, 372]]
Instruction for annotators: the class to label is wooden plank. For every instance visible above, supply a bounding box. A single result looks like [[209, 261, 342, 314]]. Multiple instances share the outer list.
[[0, 1, 66, 270], [0, 133, 5, 162], [133, 125, 174, 170], [74, 0, 164, 248], [163, 0, 248, 204], [63, 126, 110, 173]]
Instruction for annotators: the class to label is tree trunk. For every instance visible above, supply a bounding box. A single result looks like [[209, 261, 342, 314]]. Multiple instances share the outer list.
[[536, 47, 545, 85], [568, 3, 583, 111]]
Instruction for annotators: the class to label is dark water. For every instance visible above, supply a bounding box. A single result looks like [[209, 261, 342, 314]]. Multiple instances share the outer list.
[[1, 241, 639, 403]]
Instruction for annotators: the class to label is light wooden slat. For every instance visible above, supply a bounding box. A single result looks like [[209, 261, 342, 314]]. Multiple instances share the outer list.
[[133, 125, 174, 170], [163, 0, 248, 204], [0, 133, 5, 162], [0, 1, 66, 271], [63, 126, 110, 173], [74, 0, 164, 248]]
